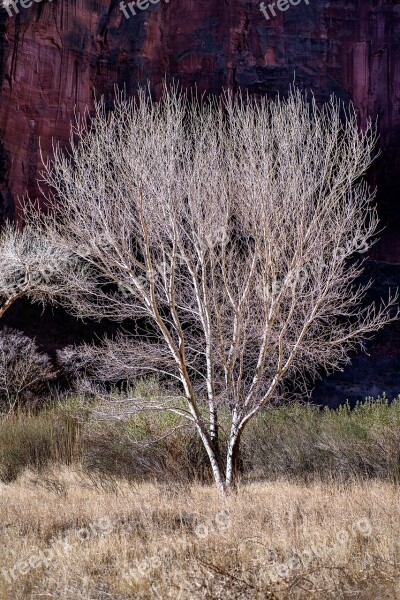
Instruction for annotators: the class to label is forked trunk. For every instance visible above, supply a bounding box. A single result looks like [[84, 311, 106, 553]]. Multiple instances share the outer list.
[[194, 423, 226, 495]]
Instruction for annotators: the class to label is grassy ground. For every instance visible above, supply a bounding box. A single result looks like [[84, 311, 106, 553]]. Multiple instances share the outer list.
[[0, 394, 399, 598], [0, 467, 398, 599]]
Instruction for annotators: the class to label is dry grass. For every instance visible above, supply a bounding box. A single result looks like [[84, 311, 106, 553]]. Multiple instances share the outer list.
[[0, 467, 398, 599]]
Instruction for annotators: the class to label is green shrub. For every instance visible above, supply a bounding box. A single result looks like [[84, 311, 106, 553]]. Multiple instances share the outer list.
[[1, 388, 399, 484], [0, 402, 82, 482], [243, 395, 400, 482], [81, 410, 210, 483]]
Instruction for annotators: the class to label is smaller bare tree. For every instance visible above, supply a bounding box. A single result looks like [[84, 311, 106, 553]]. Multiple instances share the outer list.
[[0, 328, 56, 414], [0, 223, 85, 319]]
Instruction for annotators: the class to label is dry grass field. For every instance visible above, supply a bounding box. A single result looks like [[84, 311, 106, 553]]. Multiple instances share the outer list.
[[0, 467, 398, 599]]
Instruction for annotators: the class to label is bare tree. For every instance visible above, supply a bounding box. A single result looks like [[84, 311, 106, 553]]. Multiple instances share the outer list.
[[0, 327, 56, 414], [0, 222, 86, 319], [32, 86, 398, 494]]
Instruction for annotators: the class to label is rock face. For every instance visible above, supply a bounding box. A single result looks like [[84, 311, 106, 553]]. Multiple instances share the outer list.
[[0, 0, 399, 234], [0, 0, 399, 402]]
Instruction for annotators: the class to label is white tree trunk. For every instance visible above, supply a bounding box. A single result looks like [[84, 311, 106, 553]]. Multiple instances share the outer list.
[[225, 412, 241, 491], [196, 424, 225, 494]]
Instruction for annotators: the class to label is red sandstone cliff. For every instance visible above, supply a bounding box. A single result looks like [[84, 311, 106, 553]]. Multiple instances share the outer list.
[[0, 0, 399, 257]]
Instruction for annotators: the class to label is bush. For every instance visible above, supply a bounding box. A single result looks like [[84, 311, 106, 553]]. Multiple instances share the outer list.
[[65, 391, 400, 485], [243, 395, 400, 482], [0, 402, 82, 482], [0, 327, 56, 414], [79, 380, 211, 483], [1, 382, 400, 485]]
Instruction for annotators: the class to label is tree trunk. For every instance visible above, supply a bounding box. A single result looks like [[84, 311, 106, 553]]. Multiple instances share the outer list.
[[207, 445, 225, 495], [195, 423, 226, 495], [225, 423, 242, 492]]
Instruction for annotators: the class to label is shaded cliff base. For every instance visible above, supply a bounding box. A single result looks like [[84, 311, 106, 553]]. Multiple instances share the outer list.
[[2, 260, 399, 409]]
